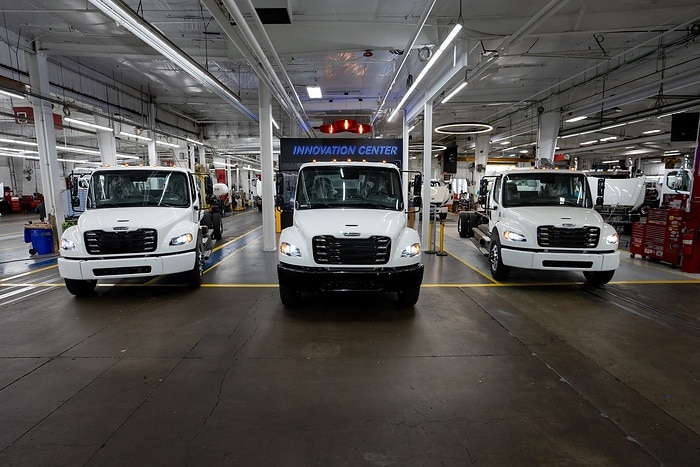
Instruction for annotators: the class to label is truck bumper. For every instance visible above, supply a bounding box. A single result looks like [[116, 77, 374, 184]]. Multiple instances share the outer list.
[[277, 262, 424, 292], [58, 251, 197, 280], [501, 248, 620, 271]]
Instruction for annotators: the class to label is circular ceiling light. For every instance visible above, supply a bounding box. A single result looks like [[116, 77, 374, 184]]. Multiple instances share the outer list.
[[408, 143, 447, 152], [434, 122, 493, 134]]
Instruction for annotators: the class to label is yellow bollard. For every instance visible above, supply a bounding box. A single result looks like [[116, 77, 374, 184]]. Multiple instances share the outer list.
[[437, 220, 447, 256]]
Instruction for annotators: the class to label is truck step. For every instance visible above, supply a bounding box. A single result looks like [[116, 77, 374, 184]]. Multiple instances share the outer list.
[[469, 237, 490, 256]]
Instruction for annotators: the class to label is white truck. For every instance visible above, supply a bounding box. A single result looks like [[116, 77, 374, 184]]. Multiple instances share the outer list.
[[457, 169, 620, 285], [430, 179, 453, 220], [58, 166, 224, 296], [276, 161, 424, 307], [586, 175, 646, 233]]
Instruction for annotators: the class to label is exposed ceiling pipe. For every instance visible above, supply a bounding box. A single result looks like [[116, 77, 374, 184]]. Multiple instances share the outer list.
[[217, 0, 312, 137], [497, 0, 572, 51], [372, 0, 437, 124], [238, 0, 314, 135]]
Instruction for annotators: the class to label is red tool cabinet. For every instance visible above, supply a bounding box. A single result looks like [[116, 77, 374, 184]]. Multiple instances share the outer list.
[[629, 208, 684, 267]]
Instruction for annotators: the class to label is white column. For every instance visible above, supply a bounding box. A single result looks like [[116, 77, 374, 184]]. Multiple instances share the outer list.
[[422, 101, 432, 244], [259, 85, 276, 251], [94, 115, 117, 166], [27, 47, 65, 234], [474, 135, 491, 200], [147, 102, 157, 166], [402, 113, 409, 208], [537, 109, 561, 167]]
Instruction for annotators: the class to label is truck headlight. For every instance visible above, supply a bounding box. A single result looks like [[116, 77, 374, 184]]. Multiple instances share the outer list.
[[170, 233, 194, 246], [605, 232, 619, 245], [60, 238, 76, 250], [401, 242, 421, 258], [503, 230, 526, 242], [280, 242, 302, 257]]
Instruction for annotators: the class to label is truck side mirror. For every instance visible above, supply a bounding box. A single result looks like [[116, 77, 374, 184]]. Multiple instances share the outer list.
[[478, 178, 489, 206], [596, 178, 605, 207], [69, 176, 80, 208], [413, 174, 422, 196]]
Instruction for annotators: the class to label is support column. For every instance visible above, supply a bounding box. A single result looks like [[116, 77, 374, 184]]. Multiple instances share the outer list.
[[421, 101, 433, 244], [94, 115, 117, 166], [147, 102, 157, 166], [402, 113, 409, 208], [537, 109, 561, 167], [27, 46, 65, 235], [259, 85, 276, 251]]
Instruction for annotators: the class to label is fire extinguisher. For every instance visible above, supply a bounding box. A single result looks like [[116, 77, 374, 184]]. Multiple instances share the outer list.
[[682, 230, 694, 256]]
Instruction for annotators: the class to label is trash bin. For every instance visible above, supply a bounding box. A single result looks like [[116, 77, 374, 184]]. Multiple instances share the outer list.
[[24, 223, 54, 255]]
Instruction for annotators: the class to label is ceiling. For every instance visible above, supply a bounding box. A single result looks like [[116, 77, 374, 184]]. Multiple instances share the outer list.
[[1, 0, 700, 171]]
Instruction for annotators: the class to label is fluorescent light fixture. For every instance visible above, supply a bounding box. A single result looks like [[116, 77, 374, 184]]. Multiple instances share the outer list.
[[156, 140, 180, 148], [388, 22, 463, 121], [643, 129, 662, 135], [580, 139, 598, 146], [441, 81, 467, 104], [0, 89, 25, 99], [499, 141, 511, 145], [119, 131, 152, 142], [0, 138, 37, 147], [87, 0, 256, 121], [57, 146, 101, 156], [116, 153, 141, 160], [565, 115, 587, 123], [271, 117, 280, 130], [186, 137, 201, 144], [306, 86, 322, 99], [602, 159, 621, 164], [64, 117, 113, 132], [599, 136, 618, 142]]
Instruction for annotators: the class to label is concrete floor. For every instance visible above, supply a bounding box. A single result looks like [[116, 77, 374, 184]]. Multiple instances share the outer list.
[[1, 210, 699, 466]]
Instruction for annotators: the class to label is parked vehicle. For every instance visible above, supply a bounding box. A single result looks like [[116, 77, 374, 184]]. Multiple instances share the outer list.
[[276, 161, 424, 307], [430, 179, 453, 220], [457, 169, 620, 285], [58, 166, 222, 296], [586, 175, 646, 233]]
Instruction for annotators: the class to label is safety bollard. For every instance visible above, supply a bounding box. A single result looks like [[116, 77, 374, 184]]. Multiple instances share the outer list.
[[436, 219, 448, 256], [425, 215, 436, 254]]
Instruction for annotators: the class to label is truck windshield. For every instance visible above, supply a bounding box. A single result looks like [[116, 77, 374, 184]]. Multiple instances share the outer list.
[[502, 173, 592, 208], [296, 166, 403, 211], [88, 170, 190, 209]]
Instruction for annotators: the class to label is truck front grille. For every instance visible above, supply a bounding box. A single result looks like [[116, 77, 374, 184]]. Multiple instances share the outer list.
[[313, 236, 391, 265], [537, 226, 600, 248], [85, 229, 158, 254]]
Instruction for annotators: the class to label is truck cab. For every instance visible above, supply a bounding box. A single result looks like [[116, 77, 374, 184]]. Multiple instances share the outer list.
[[276, 161, 424, 307], [458, 169, 620, 285], [58, 166, 220, 296]]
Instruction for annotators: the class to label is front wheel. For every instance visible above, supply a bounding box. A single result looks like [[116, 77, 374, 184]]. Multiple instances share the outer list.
[[279, 284, 300, 307], [457, 212, 472, 238], [64, 278, 97, 297], [397, 286, 420, 307], [212, 212, 223, 240], [187, 242, 204, 288], [489, 234, 511, 281], [583, 270, 614, 286]]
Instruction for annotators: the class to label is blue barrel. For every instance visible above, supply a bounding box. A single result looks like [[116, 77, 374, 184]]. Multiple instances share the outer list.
[[29, 227, 54, 254]]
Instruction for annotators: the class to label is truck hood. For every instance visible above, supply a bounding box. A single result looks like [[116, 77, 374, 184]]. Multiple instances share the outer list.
[[294, 209, 407, 239], [506, 206, 603, 229], [430, 184, 452, 205], [588, 176, 646, 209], [77, 207, 190, 232]]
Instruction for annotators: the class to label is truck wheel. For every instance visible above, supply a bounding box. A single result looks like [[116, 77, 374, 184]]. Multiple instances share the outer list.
[[187, 243, 204, 288], [457, 212, 472, 238], [279, 284, 300, 307], [64, 279, 97, 297], [397, 286, 420, 307], [212, 212, 223, 240], [489, 235, 511, 281], [583, 270, 614, 286]]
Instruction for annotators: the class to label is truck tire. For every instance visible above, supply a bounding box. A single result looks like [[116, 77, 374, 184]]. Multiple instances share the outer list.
[[187, 242, 204, 288], [212, 212, 222, 240], [583, 270, 614, 286], [64, 279, 97, 297], [397, 286, 420, 307], [458, 212, 472, 238], [489, 234, 511, 281], [279, 284, 300, 307]]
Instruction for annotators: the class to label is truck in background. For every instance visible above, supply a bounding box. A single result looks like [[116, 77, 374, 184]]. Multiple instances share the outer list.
[[58, 166, 224, 296], [276, 161, 424, 307], [457, 169, 620, 285], [430, 178, 453, 220], [586, 175, 646, 233]]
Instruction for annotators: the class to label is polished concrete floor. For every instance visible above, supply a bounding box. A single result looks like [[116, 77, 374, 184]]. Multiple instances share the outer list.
[[0, 209, 699, 466]]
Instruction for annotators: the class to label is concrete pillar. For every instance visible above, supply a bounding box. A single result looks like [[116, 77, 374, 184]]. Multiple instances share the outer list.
[[27, 46, 65, 235], [402, 113, 409, 209], [422, 101, 433, 244], [94, 115, 117, 166], [537, 109, 561, 168], [259, 85, 276, 251], [147, 103, 158, 166]]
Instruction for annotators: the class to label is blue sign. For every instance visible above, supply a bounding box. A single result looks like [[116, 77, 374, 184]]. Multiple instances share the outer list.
[[279, 138, 403, 171]]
